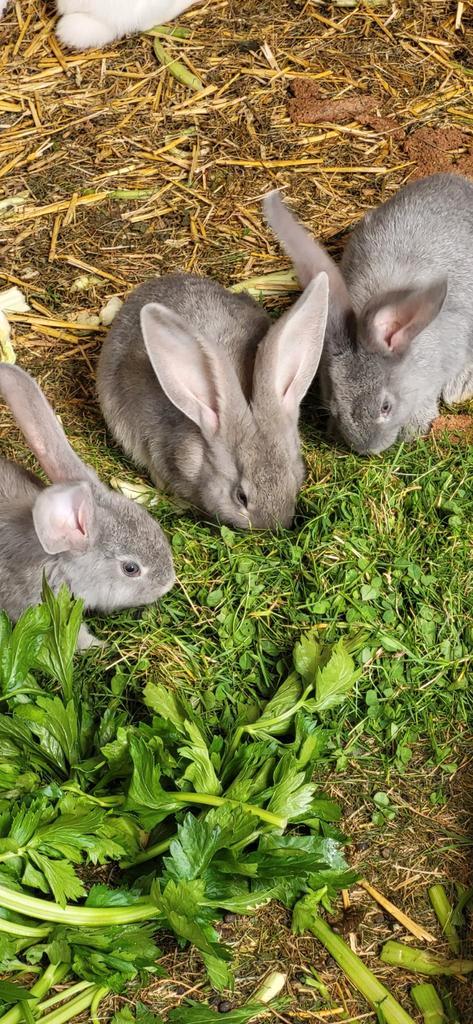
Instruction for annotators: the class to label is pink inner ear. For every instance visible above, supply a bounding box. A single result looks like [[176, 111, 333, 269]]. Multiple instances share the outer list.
[[77, 502, 88, 536], [373, 310, 402, 349], [32, 482, 93, 555], [385, 322, 402, 348]]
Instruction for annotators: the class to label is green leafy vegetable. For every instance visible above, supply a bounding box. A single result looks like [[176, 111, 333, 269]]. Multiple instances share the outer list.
[[34, 582, 83, 701], [312, 640, 360, 712], [0, 587, 361, 1012]]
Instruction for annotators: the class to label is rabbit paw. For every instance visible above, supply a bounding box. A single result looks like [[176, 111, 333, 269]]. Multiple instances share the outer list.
[[56, 13, 117, 49], [78, 624, 105, 651], [442, 365, 473, 405]]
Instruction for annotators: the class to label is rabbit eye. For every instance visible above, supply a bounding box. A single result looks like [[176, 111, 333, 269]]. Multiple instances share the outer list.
[[380, 399, 392, 417], [236, 487, 248, 508], [121, 560, 141, 577]]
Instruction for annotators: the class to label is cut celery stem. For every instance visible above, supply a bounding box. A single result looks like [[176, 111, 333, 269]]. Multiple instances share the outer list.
[[0, 919, 50, 939], [0, 885, 159, 926], [35, 985, 107, 1024], [441, 990, 461, 1023], [300, 913, 416, 1023], [428, 885, 461, 955], [89, 986, 108, 1024], [411, 983, 446, 1023], [0, 964, 69, 1024], [36, 983, 94, 1013], [381, 940, 473, 976], [250, 972, 287, 1004]]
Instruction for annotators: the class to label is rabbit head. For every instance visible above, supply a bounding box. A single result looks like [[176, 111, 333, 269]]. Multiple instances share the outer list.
[[263, 191, 447, 454], [0, 364, 175, 613], [140, 275, 328, 530]]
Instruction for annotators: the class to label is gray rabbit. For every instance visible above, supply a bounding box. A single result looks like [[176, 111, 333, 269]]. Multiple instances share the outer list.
[[0, 364, 175, 650], [263, 173, 473, 454], [96, 271, 328, 529]]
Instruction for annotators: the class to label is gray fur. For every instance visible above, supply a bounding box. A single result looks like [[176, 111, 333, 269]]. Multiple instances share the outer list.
[[0, 365, 175, 648], [97, 271, 328, 529], [263, 174, 473, 454]]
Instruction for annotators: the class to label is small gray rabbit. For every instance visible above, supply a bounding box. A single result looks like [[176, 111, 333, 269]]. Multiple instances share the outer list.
[[0, 364, 175, 650], [263, 173, 473, 454], [96, 271, 328, 529]]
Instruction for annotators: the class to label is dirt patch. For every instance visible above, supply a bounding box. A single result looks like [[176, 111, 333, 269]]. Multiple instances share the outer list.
[[402, 127, 473, 179], [286, 80, 394, 131], [431, 414, 473, 443]]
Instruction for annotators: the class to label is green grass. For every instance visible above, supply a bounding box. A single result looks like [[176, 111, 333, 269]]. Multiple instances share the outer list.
[[81, 417, 472, 793], [10, 399, 470, 1018]]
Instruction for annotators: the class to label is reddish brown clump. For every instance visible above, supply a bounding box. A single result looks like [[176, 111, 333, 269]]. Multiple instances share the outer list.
[[430, 414, 473, 444], [286, 80, 392, 129], [402, 126, 473, 179]]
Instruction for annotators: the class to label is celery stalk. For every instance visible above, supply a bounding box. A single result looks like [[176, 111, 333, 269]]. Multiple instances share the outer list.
[[35, 985, 107, 1024], [147, 24, 191, 38], [411, 983, 446, 1023], [0, 964, 69, 1024], [35, 984, 94, 1014], [89, 986, 108, 1024], [170, 791, 286, 828], [428, 885, 460, 955], [250, 972, 287, 1004], [0, 919, 50, 939], [293, 896, 416, 1024], [0, 885, 159, 926], [381, 940, 473, 976], [120, 835, 172, 869]]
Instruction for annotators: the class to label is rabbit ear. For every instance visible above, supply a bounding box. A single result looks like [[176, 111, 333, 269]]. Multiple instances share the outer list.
[[33, 481, 96, 555], [263, 190, 351, 312], [141, 303, 242, 439], [359, 279, 448, 356], [254, 272, 329, 418], [0, 364, 95, 484]]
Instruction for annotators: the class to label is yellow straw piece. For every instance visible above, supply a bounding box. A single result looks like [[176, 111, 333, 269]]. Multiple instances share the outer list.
[[359, 880, 436, 944]]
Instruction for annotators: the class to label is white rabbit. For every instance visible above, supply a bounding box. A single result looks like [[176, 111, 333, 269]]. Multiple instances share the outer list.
[[0, 1, 202, 49]]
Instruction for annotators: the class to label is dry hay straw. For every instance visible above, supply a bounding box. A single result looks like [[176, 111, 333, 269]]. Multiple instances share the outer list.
[[0, 0, 472, 383], [0, 0, 473, 1017]]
